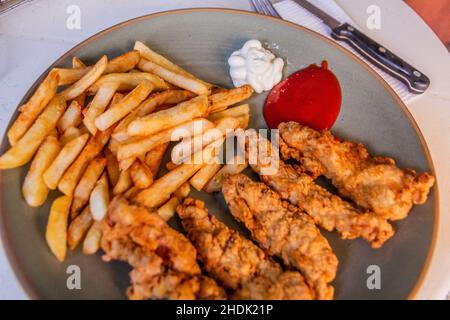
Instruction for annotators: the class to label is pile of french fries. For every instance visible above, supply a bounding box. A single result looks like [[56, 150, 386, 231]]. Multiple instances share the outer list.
[[0, 41, 253, 262]]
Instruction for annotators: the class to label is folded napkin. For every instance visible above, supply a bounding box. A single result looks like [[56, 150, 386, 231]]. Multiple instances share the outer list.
[[273, 0, 413, 102]]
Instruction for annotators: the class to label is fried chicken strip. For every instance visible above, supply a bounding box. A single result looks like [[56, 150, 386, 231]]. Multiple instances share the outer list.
[[279, 122, 435, 221], [101, 196, 226, 300], [222, 174, 337, 300], [177, 198, 314, 300]]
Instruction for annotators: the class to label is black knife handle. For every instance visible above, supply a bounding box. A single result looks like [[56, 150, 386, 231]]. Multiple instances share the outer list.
[[331, 23, 430, 94]]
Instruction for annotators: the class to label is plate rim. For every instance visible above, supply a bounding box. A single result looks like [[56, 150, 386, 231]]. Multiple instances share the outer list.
[[0, 7, 440, 300]]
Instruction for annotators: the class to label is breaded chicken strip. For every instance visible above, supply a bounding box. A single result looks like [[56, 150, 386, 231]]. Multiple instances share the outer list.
[[247, 133, 394, 248], [177, 198, 314, 300], [101, 196, 226, 300], [222, 174, 337, 300], [279, 122, 435, 221]]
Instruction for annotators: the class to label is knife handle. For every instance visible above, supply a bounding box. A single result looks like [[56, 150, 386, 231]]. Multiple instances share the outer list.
[[331, 23, 430, 94]]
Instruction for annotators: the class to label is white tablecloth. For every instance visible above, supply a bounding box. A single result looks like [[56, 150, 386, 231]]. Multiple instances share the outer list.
[[0, 0, 449, 300]]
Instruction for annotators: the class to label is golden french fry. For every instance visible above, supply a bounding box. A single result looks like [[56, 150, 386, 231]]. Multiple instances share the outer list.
[[134, 138, 223, 208], [204, 156, 248, 193], [208, 104, 250, 122], [74, 91, 87, 108], [45, 195, 71, 262], [127, 95, 208, 137], [105, 148, 120, 187], [83, 82, 119, 134], [113, 168, 132, 195], [90, 173, 109, 221], [138, 58, 210, 95], [57, 100, 82, 133], [59, 126, 82, 145], [71, 157, 106, 217], [145, 142, 169, 176], [174, 182, 191, 199], [0, 96, 66, 169], [137, 90, 195, 117], [53, 67, 91, 86], [88, 72, 168, 94], [22, 136, 61, 206], [8, 70, 59, 145], [118, 118, 213, 161], [82, 220, 102, 255], [130, 159, 153, 189], [60, 55, 108, 100], [119, 156, 136, 171], [165, 161, 179, 171], [124, 186, 140, 199], [157, 197, 179, 221], [105, 50, 140, 74], [189, 161, 222, 191], [237, 113, 250, 129], [95, 80, 154, 131], [134, 41, 211, 87], [111, 108, 140, 142], [208, 85, 253, 113], [72, 57, 87, 69], [171, 117, 239, 164], [58, 128, 111, 196], [67, 205, 93, 250]]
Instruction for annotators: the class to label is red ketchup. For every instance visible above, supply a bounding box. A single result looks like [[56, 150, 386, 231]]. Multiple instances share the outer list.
[[263, 61, 342, 130]]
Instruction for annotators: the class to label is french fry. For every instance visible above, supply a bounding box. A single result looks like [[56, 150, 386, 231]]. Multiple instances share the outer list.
[[124, 186, 140, 199], [111, 108, 141, 142], [7, 70, 59, 145], [157, 197, 179, 221], [118, 118, 213, 161], [134, 138, 223, 208], [67, 205, 93, 250], [138, 58, 210, 95], [60, 55, 108, 100], [119, 156, 136, 171], [82, 220, 102, 255], [174, 182, 191, 199], [127, 95, 208, 137], [59, 126, 82, 145], [145, 142, 169, 176], [204, 156, 248, 193], [208, 85, 253, 113], [72, 57, 87, 69], [88, 72, 168, 94], [83, 82, 119, 134], [53, 67, 90, 86], [45, 195, 71, 262], [0, 96, 66, 169], [208, 104, 250, 122], [22, 136, 61, 206], [95, 80, 154, 131], [105, 50, 140, 74], [90, 173, 109, 221], [130, 159, 153, 189], [237, 113, 250, 129], [165, 161, 179, 171], [171, 117, 239, 165], [58, 128, 111, 196], [71, 157, 106, 217], [105, 148, 119, 187], [74, 91, 87, 108], [57, 100, 82, 133], [113, 168, 132, 195], [137, 90, 195, 117], [134, 41, 211, 87], [189, 160, 222, 191]]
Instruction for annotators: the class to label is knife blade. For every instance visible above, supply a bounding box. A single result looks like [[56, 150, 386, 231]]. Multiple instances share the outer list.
[[291, 0, 430, 94]]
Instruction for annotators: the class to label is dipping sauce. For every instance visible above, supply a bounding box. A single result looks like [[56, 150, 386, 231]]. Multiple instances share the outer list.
[[228, 40, 284, 93], [263, 61, 342, 130]]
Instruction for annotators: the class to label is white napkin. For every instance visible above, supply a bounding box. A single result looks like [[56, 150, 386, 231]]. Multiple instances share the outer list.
[[273, 0, 413, 102]]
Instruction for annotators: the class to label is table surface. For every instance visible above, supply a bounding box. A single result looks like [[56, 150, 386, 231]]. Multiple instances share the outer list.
[[0, 0, 449, 300]]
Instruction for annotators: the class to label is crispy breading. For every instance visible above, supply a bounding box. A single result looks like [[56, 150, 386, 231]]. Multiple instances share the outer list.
[[177, 198, 314, 300], [279, 122, 435, 221], [222, 174, 337, 300], [255, 159, 394, 248], [101, 196, 225, 300]]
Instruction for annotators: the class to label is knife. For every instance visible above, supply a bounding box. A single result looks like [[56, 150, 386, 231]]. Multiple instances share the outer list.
[[290, 0, 430, 94]]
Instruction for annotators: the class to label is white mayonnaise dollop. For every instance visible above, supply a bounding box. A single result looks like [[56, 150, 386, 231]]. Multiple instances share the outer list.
[[228, 40, 284, 93]]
